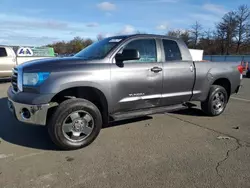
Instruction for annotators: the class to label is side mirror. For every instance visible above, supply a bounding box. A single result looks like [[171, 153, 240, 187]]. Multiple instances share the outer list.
[[115, 49, 140, 62]]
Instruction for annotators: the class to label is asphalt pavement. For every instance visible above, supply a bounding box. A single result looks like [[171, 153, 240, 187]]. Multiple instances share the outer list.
[[0, 78, 250, 188]]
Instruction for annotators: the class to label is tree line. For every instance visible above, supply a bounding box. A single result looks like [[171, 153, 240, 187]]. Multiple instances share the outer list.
[[167, 4, 250, 55], [46, 4, 250, 55], [46, 37, 93, 55]]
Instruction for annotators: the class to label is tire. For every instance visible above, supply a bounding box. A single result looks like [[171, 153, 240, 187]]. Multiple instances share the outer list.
[[201, 85, 228, 116], [48, 98, 102, 150], [246, 71, 250, 78]]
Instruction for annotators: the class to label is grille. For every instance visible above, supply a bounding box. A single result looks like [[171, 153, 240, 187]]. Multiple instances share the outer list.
[[11, 68, 18, 93]]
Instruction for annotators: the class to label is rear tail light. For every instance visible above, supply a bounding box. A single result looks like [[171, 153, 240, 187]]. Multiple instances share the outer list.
[[238, 65, 244, 74]]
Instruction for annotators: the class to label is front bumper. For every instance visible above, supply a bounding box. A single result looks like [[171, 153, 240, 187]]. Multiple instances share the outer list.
[[8, 98, 58, 126]]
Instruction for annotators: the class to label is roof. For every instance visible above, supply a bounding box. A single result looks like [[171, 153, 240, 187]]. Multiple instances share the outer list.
[[109, 33, 181, 41]]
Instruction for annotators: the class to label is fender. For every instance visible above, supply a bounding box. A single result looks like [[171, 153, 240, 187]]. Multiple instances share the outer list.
[[39, 69, 112, 110]]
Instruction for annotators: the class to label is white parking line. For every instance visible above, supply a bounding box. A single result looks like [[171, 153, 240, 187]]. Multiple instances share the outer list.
[[0, 154, 14, 159], [231, 97, 250, 102], [14, 151, 45, 160]]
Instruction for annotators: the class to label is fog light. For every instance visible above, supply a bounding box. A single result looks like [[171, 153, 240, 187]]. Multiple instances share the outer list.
[[21, 108, 31, 119]]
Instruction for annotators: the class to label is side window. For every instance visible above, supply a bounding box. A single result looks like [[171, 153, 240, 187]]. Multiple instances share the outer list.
[[163, 40, 182, 61], [0, 47, 7, 57], [123, 39, 157, 63]]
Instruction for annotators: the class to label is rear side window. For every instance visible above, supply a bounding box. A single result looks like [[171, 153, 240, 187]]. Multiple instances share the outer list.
[[0, 47, 7, 57], [123, 39, 157, 63], [163, 40, 182, 61]]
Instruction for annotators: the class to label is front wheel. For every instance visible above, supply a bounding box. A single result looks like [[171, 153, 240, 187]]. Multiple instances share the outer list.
[[48, 98, 102, 150], [201, 85, 228, 116]]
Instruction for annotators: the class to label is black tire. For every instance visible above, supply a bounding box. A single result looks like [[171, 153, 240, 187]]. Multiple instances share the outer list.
[[48, 98, 102, 150], [201, 85, 228, 116], [246, 71, 250, 78]]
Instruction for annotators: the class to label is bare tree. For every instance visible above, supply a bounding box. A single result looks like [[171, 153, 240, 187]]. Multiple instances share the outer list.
[[167, 30, 181, 38], [214, 26, 226, 55], [216, 11, 238, 54], [247, 25, 250, 53], [235, 5, 250, 54], [203, 29, 213, 41], [199, 29, 214, 54], [97, 34, 104, 41], [166, 29, 191, 47], [180, 30, 191, 47], [191, 21, 203, 48]]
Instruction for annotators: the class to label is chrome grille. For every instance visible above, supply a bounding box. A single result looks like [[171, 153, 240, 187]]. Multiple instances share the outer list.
[[11, 68, 18, 93]]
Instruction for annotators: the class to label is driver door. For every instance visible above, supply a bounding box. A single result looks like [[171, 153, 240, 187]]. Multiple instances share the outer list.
[[110, 38, 163, 113]]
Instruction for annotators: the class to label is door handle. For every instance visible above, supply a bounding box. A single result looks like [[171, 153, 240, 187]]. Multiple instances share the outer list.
[[151, 67, 162, 73], [190, 65, 194, 72]]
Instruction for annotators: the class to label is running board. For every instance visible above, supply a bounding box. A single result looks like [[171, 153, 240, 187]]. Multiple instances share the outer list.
[[111, 103, 190, 121]]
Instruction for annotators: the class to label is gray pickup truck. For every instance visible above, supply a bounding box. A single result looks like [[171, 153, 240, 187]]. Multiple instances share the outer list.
[[7, 34, 243, 150]]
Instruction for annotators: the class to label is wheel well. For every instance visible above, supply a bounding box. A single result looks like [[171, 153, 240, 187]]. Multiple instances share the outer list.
[[49, 87, 109, 125], [213, 78, 231, 98]]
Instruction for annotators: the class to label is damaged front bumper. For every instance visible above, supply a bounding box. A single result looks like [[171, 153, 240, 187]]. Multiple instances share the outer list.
[[8, 98, 58, 126]]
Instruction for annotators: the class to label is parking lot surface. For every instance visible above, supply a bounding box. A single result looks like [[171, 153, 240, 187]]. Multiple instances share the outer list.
[[0, 79, 250, 188]]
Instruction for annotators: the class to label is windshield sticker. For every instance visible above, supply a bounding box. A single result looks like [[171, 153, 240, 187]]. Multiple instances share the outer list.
[[109, 39, 122, 43]]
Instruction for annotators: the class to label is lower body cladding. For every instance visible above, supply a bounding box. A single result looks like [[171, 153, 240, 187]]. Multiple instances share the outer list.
[[8, 98, 58, 126]]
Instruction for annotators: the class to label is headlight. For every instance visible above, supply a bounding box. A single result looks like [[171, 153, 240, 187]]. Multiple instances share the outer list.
[[23, 72, 50, 86]]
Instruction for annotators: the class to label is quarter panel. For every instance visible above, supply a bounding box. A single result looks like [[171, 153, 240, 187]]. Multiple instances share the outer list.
[[192, 61, 241, 101]]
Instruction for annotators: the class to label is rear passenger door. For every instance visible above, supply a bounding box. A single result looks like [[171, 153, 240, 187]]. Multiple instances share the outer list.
[[160, 39, 195, 106], [111, 38, 163, 113]]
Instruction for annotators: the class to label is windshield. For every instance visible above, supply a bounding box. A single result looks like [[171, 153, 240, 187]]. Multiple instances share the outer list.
[[74, 36, 128, 60]]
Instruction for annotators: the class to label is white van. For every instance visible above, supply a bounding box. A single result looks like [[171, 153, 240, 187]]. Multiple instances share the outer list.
[[0, 46, 56, 78]]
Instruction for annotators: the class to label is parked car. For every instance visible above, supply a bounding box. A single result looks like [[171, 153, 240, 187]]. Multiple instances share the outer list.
[[7, 34, 243, 150], [0, 46, 55, 78]]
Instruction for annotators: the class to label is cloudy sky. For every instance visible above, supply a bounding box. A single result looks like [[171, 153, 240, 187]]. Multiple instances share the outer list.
[[0, 0, 248, 46]]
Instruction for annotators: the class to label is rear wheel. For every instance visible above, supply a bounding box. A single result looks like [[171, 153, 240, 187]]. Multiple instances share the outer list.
[[201, 85, 228, 116], [48, 98, 102, 150]]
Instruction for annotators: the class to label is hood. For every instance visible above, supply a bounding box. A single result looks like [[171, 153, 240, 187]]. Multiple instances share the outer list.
[[17, 57, 89, 72]]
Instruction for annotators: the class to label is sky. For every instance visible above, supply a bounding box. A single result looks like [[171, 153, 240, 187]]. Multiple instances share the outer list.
[[0, 0, 249, 46]]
